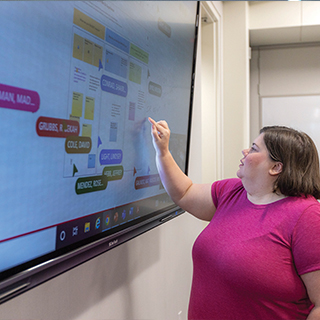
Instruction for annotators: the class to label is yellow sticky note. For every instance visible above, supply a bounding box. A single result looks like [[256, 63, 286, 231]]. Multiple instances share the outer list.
[[71, 92, 83, 117], [69, 114, 80, 124], [129, 62, 142, 85], [84, 96, 95, 120], [73, 34, 83, 61], [93, 43, 103, 68], [84, 39, 93, 65], [82, 123, 92, 138]]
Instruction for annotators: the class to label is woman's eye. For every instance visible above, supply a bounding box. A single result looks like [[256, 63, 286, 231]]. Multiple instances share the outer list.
[[249, 147, 257, 153]]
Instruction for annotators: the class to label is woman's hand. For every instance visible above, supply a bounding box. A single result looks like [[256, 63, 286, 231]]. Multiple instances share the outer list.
[[148, 116, 216, 221], [148, 117, 170, 157]]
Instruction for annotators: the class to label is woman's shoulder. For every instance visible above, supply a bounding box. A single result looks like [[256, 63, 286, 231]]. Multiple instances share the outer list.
[[276, 195, 320, 223], [212, 178, 243, 192], [286, 194, 320, 206], [288, 194, 320, 212], [211, 178, 245, 205]]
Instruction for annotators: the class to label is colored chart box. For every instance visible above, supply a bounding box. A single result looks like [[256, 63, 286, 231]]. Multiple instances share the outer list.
[[129, 62, 142, 85], [36, 117, 79, 137], [105, 50, 127, 79], [75, 174, 108, 194], [88, 154, 96, 168], [72, 33, 103, 70], [71, 92, 83, 117], [73, 8, 105, 40], [84, 96, 95, 120], [84, 39, 94, 65], [130, 43, 149, 64], [100, 149, 123, 165], [103, 165, 124, 181], [101, 75, 127, 97], [0, 83, 40, 113], [82, 123, 92, 138], [135, 174, 160, 190], [65, 136, 92, 154], [129, 102, 135, 121], [73, 34, 83, 61], [105, 28, 130, 54], [109, 122, 117, 142], [148, 81, 162, 97], [93, 43, 103, 68]]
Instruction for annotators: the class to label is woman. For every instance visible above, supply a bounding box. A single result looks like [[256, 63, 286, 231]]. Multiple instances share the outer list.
[[148, 117, 320, 320]]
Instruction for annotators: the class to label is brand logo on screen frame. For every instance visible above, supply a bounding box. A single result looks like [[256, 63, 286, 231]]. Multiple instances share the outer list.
[[109, 239, 119, 247]]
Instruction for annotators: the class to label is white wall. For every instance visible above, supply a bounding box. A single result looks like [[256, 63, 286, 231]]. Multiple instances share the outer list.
[[222, 1, 250, 178], [250, 45, 320, 141], [196, 1, 224, 182], [0, 217, 202, 320], [249, 1, 320, 141], [0, 2, 224, 320], [249, 1, 320, 46]]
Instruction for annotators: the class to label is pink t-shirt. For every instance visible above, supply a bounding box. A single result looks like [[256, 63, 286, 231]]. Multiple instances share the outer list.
[[188, 178, 320, 320]]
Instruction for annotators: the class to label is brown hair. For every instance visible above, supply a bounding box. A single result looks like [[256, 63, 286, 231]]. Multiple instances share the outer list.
[[260, 126, 320, 199]]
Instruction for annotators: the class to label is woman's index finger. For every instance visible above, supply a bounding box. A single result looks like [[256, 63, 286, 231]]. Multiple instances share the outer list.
[[148, 117, 168, 134], [148, 117, 156, 126]]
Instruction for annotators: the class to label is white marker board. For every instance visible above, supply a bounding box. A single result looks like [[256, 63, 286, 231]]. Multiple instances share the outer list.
[[261, 95, 320, 156]]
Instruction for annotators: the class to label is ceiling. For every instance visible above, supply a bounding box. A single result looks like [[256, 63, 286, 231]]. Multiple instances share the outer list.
[[250, 24, 320, 47]]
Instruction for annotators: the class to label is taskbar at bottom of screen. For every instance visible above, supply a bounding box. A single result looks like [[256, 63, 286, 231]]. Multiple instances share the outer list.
[[55, 193, 174, 250]]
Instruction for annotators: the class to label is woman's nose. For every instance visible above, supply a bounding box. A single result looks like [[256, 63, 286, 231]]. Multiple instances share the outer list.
[[242, 148, 249, 157]]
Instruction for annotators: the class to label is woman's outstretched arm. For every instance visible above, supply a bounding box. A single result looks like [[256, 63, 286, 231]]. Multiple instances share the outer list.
[[149, 117, 216, 221]]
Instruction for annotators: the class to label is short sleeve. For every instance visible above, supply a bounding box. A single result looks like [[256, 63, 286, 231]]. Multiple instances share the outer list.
[[292, 204, 320, 275], [211, 180, 221, 208], [211, 178, 242, 209]]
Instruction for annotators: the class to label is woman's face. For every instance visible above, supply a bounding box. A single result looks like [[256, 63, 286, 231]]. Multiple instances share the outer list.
[[237, 133, 276, 183]]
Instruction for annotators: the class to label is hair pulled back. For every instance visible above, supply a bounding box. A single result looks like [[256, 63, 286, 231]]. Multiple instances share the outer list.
[[260, 126, 320, 199]]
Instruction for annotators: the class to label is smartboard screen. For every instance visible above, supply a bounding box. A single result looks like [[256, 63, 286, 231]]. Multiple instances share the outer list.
[[0, 1, 198, 302]]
